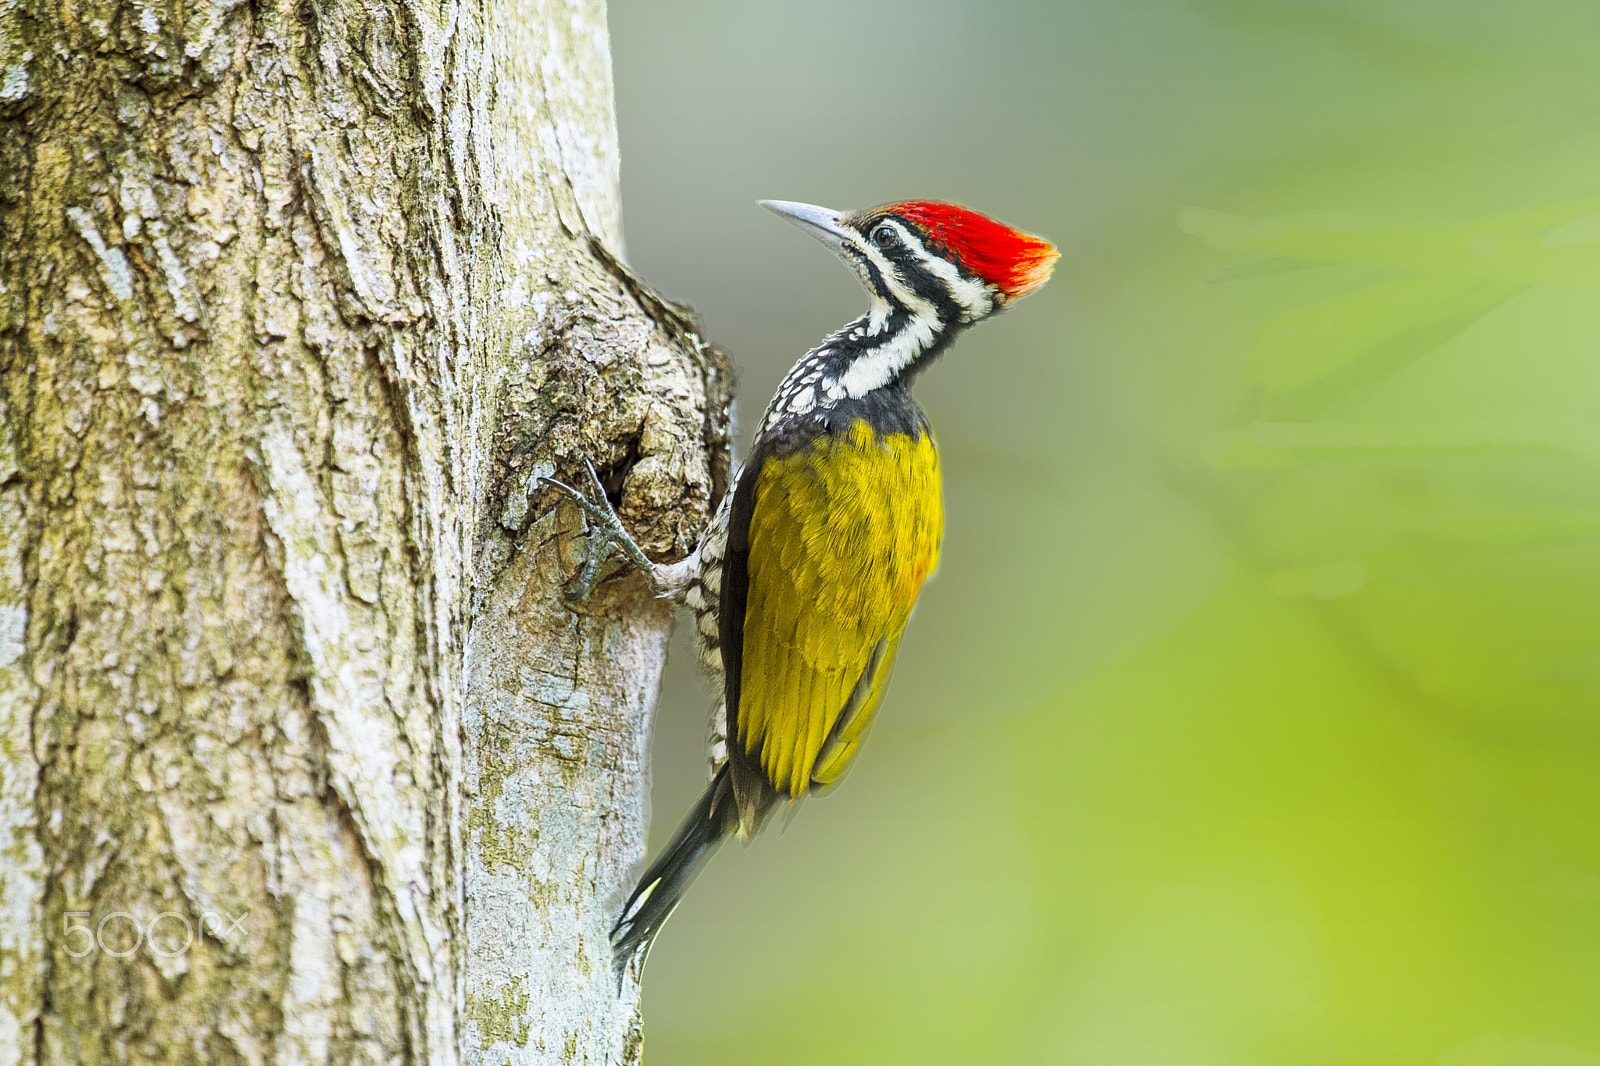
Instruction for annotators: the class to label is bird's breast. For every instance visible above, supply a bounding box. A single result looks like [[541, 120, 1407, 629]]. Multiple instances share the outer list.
[[686, 493, 733, 675]]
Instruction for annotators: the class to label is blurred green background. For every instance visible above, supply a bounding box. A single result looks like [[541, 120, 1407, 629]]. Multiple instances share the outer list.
[[607, 1, 1600, 1062]]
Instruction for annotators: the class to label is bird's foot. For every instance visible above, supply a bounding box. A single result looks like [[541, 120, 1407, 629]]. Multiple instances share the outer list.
[[540, 459, 660, 601]]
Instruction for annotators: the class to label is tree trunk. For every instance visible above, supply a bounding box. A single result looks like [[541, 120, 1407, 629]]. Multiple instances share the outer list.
[[0, 0, 728, 1061]]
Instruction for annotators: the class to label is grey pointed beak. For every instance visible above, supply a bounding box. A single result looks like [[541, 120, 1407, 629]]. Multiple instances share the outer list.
[[759, 200, 854, 254]]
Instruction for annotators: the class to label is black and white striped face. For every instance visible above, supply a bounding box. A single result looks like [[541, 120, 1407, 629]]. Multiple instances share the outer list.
[[837, 210, 1001, 330], [759, 200, 1004, 402], [761, 200, 1001, 330]]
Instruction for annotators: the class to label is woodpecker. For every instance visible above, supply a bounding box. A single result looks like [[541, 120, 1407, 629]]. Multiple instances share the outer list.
[[545, 199, 1058, 984]]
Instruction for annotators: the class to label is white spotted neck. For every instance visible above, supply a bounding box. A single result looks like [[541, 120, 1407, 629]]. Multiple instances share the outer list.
[[754, 303, 949, 438]]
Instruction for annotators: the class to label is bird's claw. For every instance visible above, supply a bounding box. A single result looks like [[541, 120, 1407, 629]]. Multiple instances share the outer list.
[[540, 459, 657, 601]]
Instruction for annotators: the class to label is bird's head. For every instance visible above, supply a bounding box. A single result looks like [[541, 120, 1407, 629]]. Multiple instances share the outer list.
[[760, 199, 1058, 326]]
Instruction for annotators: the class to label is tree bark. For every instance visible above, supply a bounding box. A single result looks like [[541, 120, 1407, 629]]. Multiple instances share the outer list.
[[0, 0, 728, 1062]]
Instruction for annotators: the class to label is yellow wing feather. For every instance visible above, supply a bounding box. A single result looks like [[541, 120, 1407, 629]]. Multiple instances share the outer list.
[[739, 420, 943, 796]]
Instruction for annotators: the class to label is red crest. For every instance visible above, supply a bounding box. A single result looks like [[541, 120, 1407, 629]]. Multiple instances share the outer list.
[[882, 200, 1059, 300]]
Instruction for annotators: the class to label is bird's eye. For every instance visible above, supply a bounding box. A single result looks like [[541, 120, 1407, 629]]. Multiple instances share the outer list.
[[871, 223, 900, 249]]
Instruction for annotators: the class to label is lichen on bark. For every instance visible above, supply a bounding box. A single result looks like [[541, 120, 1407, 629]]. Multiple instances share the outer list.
[[0, 0, 728, 1063]]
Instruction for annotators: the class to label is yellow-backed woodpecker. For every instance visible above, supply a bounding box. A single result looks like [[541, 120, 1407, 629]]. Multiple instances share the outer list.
[[546, 198, 1058, 984]]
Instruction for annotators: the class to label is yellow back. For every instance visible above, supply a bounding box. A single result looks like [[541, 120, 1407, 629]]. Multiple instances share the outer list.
[[739, 419, 944, 797]]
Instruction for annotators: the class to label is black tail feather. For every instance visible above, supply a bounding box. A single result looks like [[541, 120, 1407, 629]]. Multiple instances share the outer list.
[[611, 765, 737, 986]]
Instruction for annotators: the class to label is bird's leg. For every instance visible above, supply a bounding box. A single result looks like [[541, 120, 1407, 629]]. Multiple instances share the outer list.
[[540, 459, 666, 601]]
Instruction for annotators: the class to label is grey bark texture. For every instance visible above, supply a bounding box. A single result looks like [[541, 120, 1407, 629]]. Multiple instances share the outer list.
[[0, 0, 730, 1062]]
